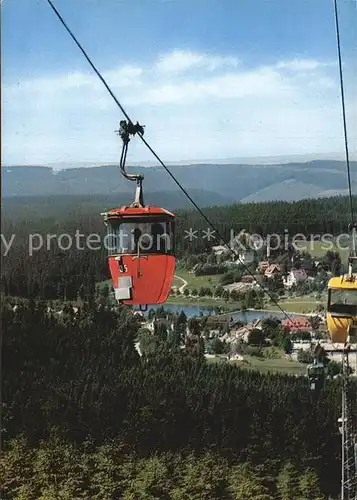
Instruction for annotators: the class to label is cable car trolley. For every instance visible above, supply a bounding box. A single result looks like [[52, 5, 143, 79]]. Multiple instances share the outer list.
[[101, 121, 176, 308], [327, 223, 357, 344], [307, 359, 325, 392]]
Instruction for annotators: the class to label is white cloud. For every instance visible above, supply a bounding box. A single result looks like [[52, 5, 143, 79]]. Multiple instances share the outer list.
[[155, 49, 240, 73], [103, 65, 144, 88], [2, 50, 356, 164], [11, 65, 143, 95], [276, 58, 334, 71], [128, 67, 294, 106]]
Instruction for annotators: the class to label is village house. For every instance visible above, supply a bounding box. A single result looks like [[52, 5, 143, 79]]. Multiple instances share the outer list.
[[212, 245, 230, 256], [223, 324, 253, 343], [222, 319, 263, 344], [223, 282, 255, 293], [241, 275, 255, 283], [282, 316, 311, 332], [283, 269, 308, 288], [264, 264, 281, 278], [205, 329, 221, 339], [147, 317, 173, 332], [237, 251, 254, 265], [204, 315, 231, 330], [188, 263, 200, 274]]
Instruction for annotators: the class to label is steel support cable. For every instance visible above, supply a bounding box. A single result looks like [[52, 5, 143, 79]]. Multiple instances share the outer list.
[[333, 0, 354, 222], [46, 0, 296, 322]]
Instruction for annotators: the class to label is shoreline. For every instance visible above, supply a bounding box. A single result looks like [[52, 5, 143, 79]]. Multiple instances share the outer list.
[[245, 308, 317, 317], [100, 280, 323, 317], [159, 302, 321, 318]]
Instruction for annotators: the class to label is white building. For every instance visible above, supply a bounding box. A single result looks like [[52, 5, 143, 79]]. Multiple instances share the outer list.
[[212, 245, 230, 257], [146, 318, 173, 332], [283, 269, 308, 288], [237, 251, 254, 265]]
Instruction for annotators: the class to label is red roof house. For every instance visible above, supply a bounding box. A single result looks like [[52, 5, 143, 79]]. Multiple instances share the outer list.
[[282, 316, 311, 331], [264, 264, 281, 278]]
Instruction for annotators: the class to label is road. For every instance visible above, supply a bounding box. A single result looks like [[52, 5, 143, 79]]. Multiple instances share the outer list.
[[174, 275, 188, 293]]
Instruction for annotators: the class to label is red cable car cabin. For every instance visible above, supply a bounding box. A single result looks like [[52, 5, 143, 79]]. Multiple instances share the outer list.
[[103, 205, 175, 306]]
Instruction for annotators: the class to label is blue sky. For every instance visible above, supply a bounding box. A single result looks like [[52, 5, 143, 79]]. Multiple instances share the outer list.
[[2, 0, 356, 165]]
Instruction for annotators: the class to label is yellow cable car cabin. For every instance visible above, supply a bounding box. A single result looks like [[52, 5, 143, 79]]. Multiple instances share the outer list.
[[327, 275, 357, 344]]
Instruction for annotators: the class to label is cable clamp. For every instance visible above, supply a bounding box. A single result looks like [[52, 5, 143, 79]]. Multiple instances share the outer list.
[[116, 120, 145, 145]]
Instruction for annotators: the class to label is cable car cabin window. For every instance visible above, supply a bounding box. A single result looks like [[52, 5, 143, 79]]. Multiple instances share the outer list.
[[106, 217, 175, 255], [328, 288, 357, 315]]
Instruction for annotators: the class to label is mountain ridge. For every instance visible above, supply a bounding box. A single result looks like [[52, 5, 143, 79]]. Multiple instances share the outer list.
[[2, 160, 356, 203]]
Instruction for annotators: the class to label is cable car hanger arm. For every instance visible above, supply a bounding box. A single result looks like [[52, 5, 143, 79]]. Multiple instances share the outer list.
[[116, 120, 145, 208], [116, 120, 145, 182]]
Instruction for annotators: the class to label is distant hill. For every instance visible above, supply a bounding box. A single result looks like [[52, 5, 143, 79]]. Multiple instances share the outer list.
[[239, 179, 350, 203], [2, 160, 356, 203]]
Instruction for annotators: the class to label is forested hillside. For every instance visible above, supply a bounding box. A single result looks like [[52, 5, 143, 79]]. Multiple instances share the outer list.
[[175, 194, 355, 238], [2, 297, 355, 498], [1, 190, 236, 218], [3, 191, 354, 230]]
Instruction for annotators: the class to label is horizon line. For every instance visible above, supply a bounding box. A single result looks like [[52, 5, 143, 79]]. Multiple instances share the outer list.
[[2, 151, 356, 170]]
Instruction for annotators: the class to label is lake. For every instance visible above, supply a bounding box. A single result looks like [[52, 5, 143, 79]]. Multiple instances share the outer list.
[[138, 303, 303, 322]]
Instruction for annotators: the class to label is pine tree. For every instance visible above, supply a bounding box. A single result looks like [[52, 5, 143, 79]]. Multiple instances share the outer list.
[[276, 462, 300, 500], [298, 468, 324, 500], [228, 463, 274, 500]]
